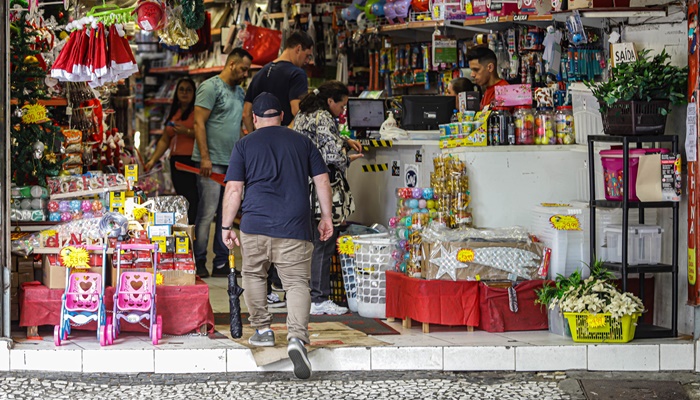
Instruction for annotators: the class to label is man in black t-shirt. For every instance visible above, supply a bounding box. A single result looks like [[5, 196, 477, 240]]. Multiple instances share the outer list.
[[222, 93, 333, 380], [242, 30, 313, 133]]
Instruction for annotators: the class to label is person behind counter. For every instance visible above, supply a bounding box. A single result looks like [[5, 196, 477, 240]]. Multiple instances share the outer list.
[[144, 78, 199, 225], [466, 47, 507, 109]]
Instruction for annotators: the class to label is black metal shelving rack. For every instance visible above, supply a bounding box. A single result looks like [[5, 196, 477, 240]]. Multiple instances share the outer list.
[[587, 134, 679, 339]]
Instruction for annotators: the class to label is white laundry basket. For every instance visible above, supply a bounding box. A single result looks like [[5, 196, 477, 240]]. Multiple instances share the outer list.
[[339, 253, 358, 312], [353, 234, 396, 319]]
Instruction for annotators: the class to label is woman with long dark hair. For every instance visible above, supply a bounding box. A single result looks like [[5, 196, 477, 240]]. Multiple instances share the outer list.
[[145, 78, 199, 224], [292, 80, 363, 316]]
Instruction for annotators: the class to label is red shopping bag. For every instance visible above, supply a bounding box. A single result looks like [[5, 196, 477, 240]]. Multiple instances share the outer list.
[[240, 22, 282, 65]]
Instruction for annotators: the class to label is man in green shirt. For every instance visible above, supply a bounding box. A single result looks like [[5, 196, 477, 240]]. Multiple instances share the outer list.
[[192, 48, 253, 278]]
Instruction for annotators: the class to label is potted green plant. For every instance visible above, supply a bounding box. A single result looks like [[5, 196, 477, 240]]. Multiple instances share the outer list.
[[585, 49, 688, 135]]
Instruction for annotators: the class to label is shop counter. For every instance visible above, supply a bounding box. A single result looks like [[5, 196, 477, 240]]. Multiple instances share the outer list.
[[19, 279, 214, 338], [385, 271, 480, 332]]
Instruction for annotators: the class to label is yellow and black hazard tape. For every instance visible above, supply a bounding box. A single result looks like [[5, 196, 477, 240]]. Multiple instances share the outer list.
[[362, 163, 388, 172], [359, 139, 393, 152]]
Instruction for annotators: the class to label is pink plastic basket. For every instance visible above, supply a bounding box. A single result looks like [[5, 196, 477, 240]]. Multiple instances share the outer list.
[[600, 148, 669, 201]]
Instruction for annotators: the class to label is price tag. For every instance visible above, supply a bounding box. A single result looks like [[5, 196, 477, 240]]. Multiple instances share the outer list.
[[586, 314, 606, 328], [432, 36, 457, 66], [549, 215, 581, 231]]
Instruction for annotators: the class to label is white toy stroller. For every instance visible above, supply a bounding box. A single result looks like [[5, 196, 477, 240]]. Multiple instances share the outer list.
[[54, 244, 109, 346], [107, 243, 162, 345]]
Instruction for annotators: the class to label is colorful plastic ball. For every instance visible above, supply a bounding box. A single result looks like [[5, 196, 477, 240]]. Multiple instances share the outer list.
[[426, 199, 435, 209], [420, 208, 429, 213], [49, 212, 61, 222], [399, 263, 407, 273], [92, 200, 103, 211], [411, 187, 422, 199], [81, 200, 92, 212], [60, 212, 72, 222], [418, 199, 427, 208], [408, 199, 419, 209], [429, 209, 438, 218], [389, 216, 399, 228], [58, 201, 70, 212], [403, 252, 410, 260], [47, 201, 59, 212], [409, 208, 419, 215], [71, 211, 82, 220], [422, 188, 434, 199], [403, 217, 412, 227], [83, 212, 94, 219], [69, 200, 81, 212], [400, 188, 412, 199], [398, 240, 408, 249], [392, 249, 402, 260]]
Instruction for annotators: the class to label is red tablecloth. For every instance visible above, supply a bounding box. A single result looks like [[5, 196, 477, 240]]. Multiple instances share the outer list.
[[19, 279, 215, 335], [385, 271, 480, 327], [478, 280, 549, 333]]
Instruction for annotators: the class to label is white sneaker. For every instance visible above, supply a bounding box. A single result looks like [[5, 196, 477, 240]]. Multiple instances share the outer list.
[[310, 300, 349, 316], [267, 293, 286, 308]]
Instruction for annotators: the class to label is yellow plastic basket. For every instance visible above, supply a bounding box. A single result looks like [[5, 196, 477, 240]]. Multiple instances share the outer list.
[[563, 312, 640, 343]]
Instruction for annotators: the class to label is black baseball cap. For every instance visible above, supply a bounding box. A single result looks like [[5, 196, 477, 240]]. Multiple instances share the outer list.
[[252, 92, 282, 117]]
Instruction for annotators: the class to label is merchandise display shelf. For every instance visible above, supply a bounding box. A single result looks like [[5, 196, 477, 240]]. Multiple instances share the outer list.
[[602, 262, 674, 274], [445, 144, 586, 154], [149, 66, 190, 74], [145, 98, 172, 105], [592, 200, 678, 209], [10, 98, 67, 106]]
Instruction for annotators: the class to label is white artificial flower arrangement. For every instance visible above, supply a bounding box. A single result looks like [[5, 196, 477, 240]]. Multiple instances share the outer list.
[[551, 276, 645, 320]]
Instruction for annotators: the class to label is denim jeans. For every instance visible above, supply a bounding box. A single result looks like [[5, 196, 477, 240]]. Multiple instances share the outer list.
[[193, 163, 228, 269]]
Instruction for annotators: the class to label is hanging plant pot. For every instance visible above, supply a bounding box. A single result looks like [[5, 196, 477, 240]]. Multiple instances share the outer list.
[[601, 100, 670, 136]]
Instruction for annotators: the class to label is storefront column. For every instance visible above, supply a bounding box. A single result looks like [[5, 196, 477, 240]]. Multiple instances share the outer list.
[[0, 1, 10, 338]]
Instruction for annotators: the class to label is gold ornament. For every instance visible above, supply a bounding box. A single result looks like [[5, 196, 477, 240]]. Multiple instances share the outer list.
[[24, 55, 38, 64], [45, 152, 57, 163]]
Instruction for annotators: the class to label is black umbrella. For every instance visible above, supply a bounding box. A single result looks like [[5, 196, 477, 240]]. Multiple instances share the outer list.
[[228, 250, 244, 338]]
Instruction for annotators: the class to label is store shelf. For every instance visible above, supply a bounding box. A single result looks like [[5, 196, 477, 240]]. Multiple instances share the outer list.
[[445, 144, 585, 154], [459, 14, 553, 32], [634, 324, 675, 339], [145, 98, 172, 105], [602, 262, 674, 274], [149, 66, 191, 74], [587, 134, 678, 144], [592, 200, 679, 209], [552, 6, 667, 20], [10, 98, 68, 106]]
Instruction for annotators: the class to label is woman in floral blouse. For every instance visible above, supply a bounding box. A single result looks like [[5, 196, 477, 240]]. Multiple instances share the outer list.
[[293, 80, 363, 316]]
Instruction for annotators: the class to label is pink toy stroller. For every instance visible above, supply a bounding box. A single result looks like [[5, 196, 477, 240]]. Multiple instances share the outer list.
[[54, 244, 109, 346], [107, 243, 162, 345]]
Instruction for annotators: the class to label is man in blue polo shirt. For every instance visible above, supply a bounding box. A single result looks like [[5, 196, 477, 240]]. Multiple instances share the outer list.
[[221, 92, 333, 380]]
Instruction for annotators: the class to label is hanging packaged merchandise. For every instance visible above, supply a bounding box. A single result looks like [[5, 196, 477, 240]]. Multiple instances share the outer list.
[[238, 18, 282, 65], [158, 6, 199, 49], [181, 0, 206, 30]]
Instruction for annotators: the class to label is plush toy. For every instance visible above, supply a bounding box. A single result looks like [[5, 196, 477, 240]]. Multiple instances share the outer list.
[[383, 0, 397, 24], [368, 0, 386, 19], [341, 0, 366, 21], [411, 0, 429, 12], [393, 0, 411, 23]]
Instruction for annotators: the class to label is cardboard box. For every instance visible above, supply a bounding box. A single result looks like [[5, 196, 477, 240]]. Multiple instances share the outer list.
[[173, 225, 196, 241], [17, 259, 35, 274], [17, 272, 32, 286], [148, 224, 172, 238], [152, 236, 175, 254], [174, 231, 190, 254], [421, 241, 543, 281], [153, 212, 176, 226], [494, 84, 533, 107], [42, 255, 104, 289], [161, 270, 196, 286]]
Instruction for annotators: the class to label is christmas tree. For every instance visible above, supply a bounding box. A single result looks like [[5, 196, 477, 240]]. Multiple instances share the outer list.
[[10, 2, 63, 186]]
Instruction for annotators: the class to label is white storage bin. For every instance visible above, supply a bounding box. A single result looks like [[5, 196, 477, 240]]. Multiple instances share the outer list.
[[353, 234, 396, 319], [603, 224, 663, 265], [531, 204, 590, 279], [570, 83, 603, 144]]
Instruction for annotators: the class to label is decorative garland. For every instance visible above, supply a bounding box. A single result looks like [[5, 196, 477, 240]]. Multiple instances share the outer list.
[[181, 0, 205, 30]]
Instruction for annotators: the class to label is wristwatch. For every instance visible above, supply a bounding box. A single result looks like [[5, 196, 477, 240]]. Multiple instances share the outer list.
[[222, 225, 233, 230]]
